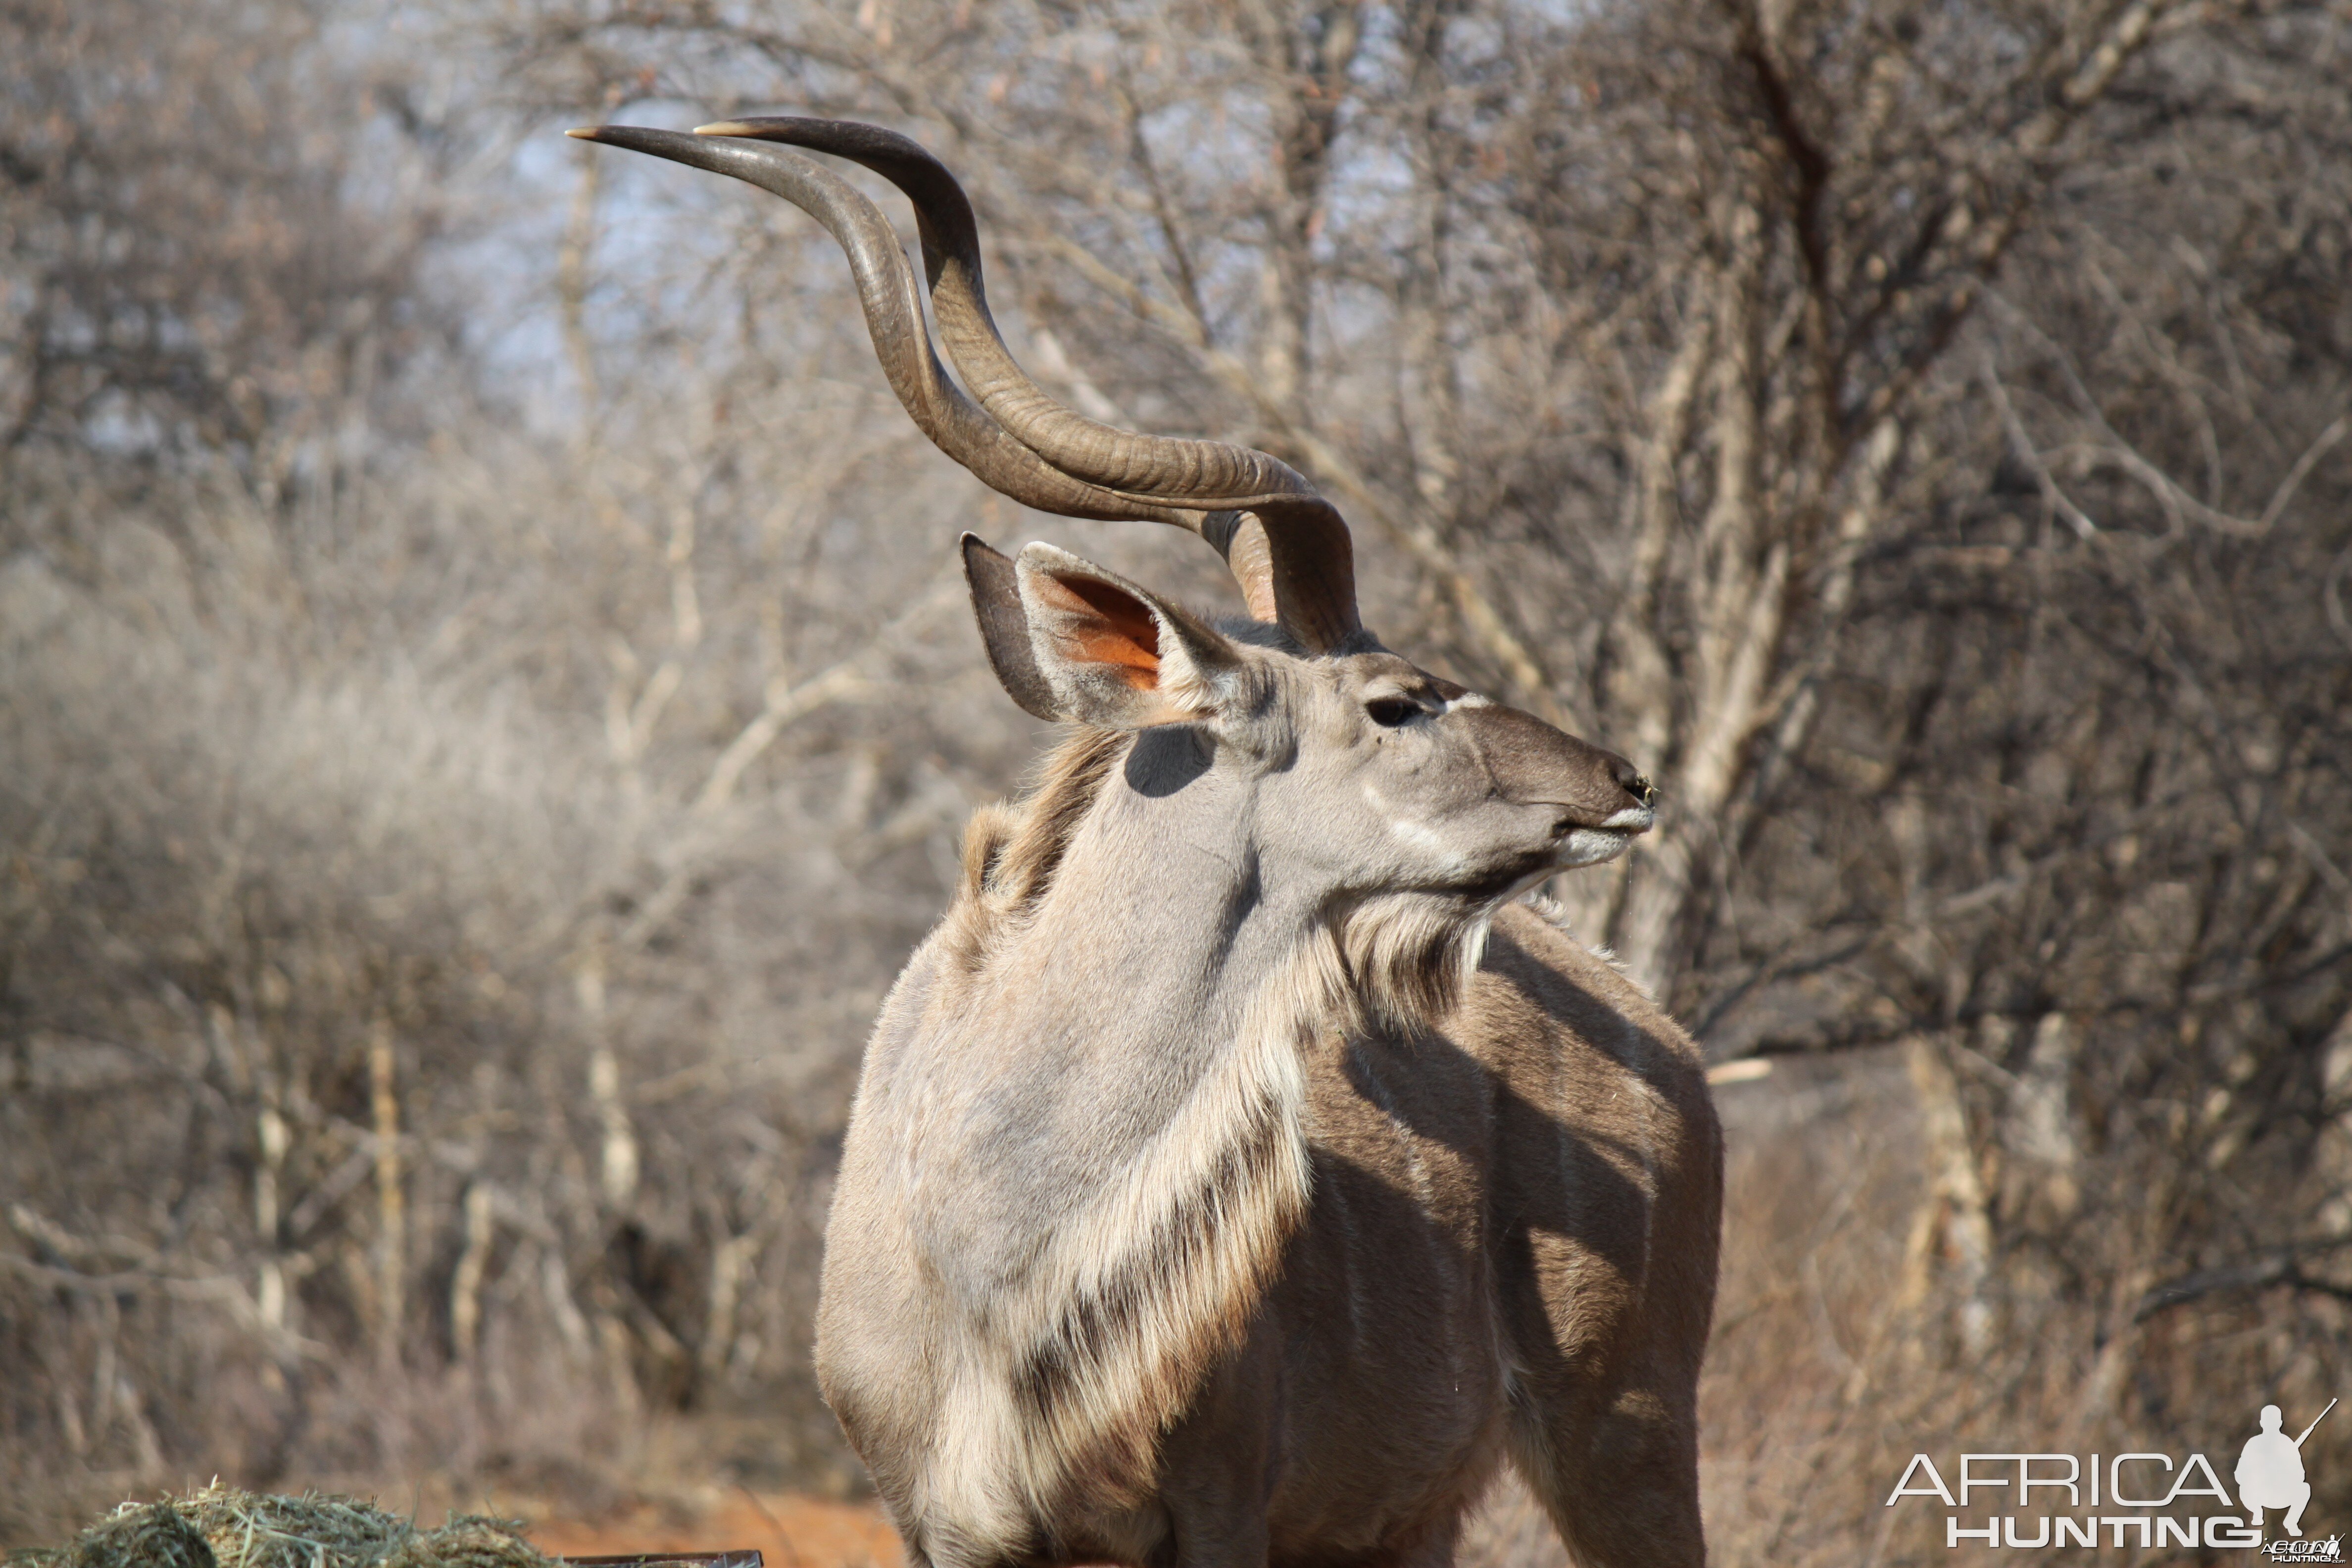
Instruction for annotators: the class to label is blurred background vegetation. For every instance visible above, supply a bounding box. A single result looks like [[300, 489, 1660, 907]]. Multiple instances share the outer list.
[[3, 0, 2349, 1562]]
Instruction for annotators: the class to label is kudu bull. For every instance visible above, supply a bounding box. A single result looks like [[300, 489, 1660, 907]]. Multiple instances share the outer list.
[[574, 117, 1721, 1568]]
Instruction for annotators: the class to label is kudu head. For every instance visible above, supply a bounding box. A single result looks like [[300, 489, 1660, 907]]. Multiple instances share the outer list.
[[571, 118, 1657, 941]]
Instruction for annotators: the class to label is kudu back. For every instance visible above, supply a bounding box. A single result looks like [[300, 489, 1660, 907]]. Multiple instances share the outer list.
[[576, 116, 1721, 1568]]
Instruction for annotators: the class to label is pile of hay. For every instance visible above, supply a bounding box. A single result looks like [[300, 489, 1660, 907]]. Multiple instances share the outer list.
[[12, 1484, 562, 1568]]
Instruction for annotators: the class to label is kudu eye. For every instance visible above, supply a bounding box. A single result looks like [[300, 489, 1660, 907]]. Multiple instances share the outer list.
[[1365, 696, 1421, 729]]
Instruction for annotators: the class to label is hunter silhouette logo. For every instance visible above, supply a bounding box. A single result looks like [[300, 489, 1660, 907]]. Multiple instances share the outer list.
[[2244, 1399, 2333, 1548], [1879, 1392, 2342, 1552]]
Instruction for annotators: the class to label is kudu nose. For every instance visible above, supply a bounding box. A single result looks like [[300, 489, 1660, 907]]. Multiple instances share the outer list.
[[1615, 757, 1659, 810], [1463, 704, 1655, 827]]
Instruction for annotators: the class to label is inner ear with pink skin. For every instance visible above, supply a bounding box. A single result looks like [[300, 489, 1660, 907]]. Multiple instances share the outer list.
[[958, 537, 1240, 730]]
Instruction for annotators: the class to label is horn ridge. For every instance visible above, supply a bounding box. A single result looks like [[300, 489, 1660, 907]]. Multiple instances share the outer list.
[[567, 126, 1200, 529], [574, 119, 1362, 650], [694, 116, 1324, 510]]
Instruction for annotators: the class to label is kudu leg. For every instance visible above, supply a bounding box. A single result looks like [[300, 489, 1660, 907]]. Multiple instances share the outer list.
[[1153, 1457, 1274, 1568], [1360, 1510, 1466, 1568], [1159, 1513, 1271, 1568], [1155, 1507, 1460, 1568], [1150, 1366, 1280, 1568], [1508, 1386, 1705, 1568]]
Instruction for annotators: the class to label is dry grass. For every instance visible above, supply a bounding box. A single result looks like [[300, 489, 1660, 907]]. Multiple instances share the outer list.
[[11, 1484, 555, 1568]]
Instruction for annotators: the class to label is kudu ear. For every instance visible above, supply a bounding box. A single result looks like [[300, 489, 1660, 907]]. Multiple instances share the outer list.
[[960, 535, 1060, 721], [1010, 542, 1241, 730]]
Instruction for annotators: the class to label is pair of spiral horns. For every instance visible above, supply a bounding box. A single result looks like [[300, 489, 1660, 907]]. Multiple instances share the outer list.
[[568, 116, 1361, 653]]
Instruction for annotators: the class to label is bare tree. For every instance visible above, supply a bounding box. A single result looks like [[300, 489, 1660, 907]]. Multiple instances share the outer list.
[[1, 0, 1031, 1528]]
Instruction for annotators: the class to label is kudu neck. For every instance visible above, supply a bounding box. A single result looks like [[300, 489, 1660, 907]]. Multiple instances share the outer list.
[[1008, 739, 1332, 1051]]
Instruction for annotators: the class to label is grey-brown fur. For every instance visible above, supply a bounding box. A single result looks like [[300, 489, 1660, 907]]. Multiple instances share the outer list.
[[572, 114, 1722, 1568], [815, 551, 1720, 1568]]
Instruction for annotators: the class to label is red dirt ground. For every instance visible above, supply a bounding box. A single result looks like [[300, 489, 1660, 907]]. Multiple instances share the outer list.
[[525, 1493, 902, 1568]]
